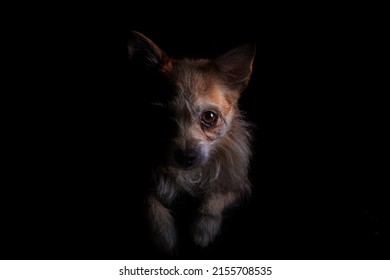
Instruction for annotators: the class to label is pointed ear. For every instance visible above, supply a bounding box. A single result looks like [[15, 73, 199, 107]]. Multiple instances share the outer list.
[[128, 31, 170, 69], [214, 43, 256, 91]]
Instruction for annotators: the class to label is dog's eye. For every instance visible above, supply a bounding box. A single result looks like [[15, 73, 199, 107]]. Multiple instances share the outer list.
[[201, 111, 218, 127]]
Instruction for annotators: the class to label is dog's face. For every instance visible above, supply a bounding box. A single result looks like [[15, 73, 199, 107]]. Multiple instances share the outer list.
[[128, 32, 255, 170]]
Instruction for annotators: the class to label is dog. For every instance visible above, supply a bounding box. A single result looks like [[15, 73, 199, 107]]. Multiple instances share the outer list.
[[128, 31, 255, 253]]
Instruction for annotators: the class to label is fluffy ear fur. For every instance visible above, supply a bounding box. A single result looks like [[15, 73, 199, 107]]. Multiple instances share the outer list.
[[128, 31, 170, 69], [214, 43, 256, 91]]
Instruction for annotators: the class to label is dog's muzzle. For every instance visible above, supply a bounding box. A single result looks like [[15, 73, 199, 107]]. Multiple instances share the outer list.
[[174, 148, 200, 169]]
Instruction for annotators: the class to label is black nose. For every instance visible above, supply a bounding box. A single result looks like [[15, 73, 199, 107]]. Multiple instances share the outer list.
[[174, 149, 199, 169]]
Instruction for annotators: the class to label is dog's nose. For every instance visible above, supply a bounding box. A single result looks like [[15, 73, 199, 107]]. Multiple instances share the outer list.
[[174, 149, 199, 169]]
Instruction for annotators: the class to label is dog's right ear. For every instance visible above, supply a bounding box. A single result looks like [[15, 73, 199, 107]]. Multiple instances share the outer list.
[[128, 31, 169, 69]]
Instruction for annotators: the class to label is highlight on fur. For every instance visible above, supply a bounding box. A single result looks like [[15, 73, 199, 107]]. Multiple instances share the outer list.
[[128, 31, 256, 253]]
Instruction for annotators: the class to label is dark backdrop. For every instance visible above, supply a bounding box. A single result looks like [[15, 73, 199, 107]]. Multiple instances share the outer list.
[[2, 5, 388, 260]]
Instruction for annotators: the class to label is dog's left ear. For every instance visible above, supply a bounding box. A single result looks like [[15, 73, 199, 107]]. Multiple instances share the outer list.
[[214, 43, 256, 92], [128, 31, 170, 70]]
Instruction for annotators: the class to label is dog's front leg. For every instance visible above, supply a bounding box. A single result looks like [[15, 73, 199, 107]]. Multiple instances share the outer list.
[[148, 194, 177, 253], [193, 192, 239, 247]]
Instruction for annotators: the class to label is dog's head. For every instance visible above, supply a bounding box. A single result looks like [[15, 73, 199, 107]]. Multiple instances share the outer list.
[[128, 31, 255, 170]]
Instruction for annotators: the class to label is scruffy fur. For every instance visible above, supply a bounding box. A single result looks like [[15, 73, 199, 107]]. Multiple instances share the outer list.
[[128, 31, 255, 253]]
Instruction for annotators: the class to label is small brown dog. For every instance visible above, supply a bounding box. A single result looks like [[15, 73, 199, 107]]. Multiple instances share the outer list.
[[128, 31, 255, 253]]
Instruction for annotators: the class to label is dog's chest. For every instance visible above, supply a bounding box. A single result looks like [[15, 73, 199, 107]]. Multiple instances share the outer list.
[[173, 168, 208, 196]]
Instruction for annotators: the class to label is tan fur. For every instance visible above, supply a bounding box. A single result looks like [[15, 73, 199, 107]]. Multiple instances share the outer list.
[[148, 195, 177, 252]]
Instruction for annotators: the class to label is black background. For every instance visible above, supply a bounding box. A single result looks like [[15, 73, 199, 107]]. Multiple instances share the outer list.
[[2, 4, 388, 260]]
